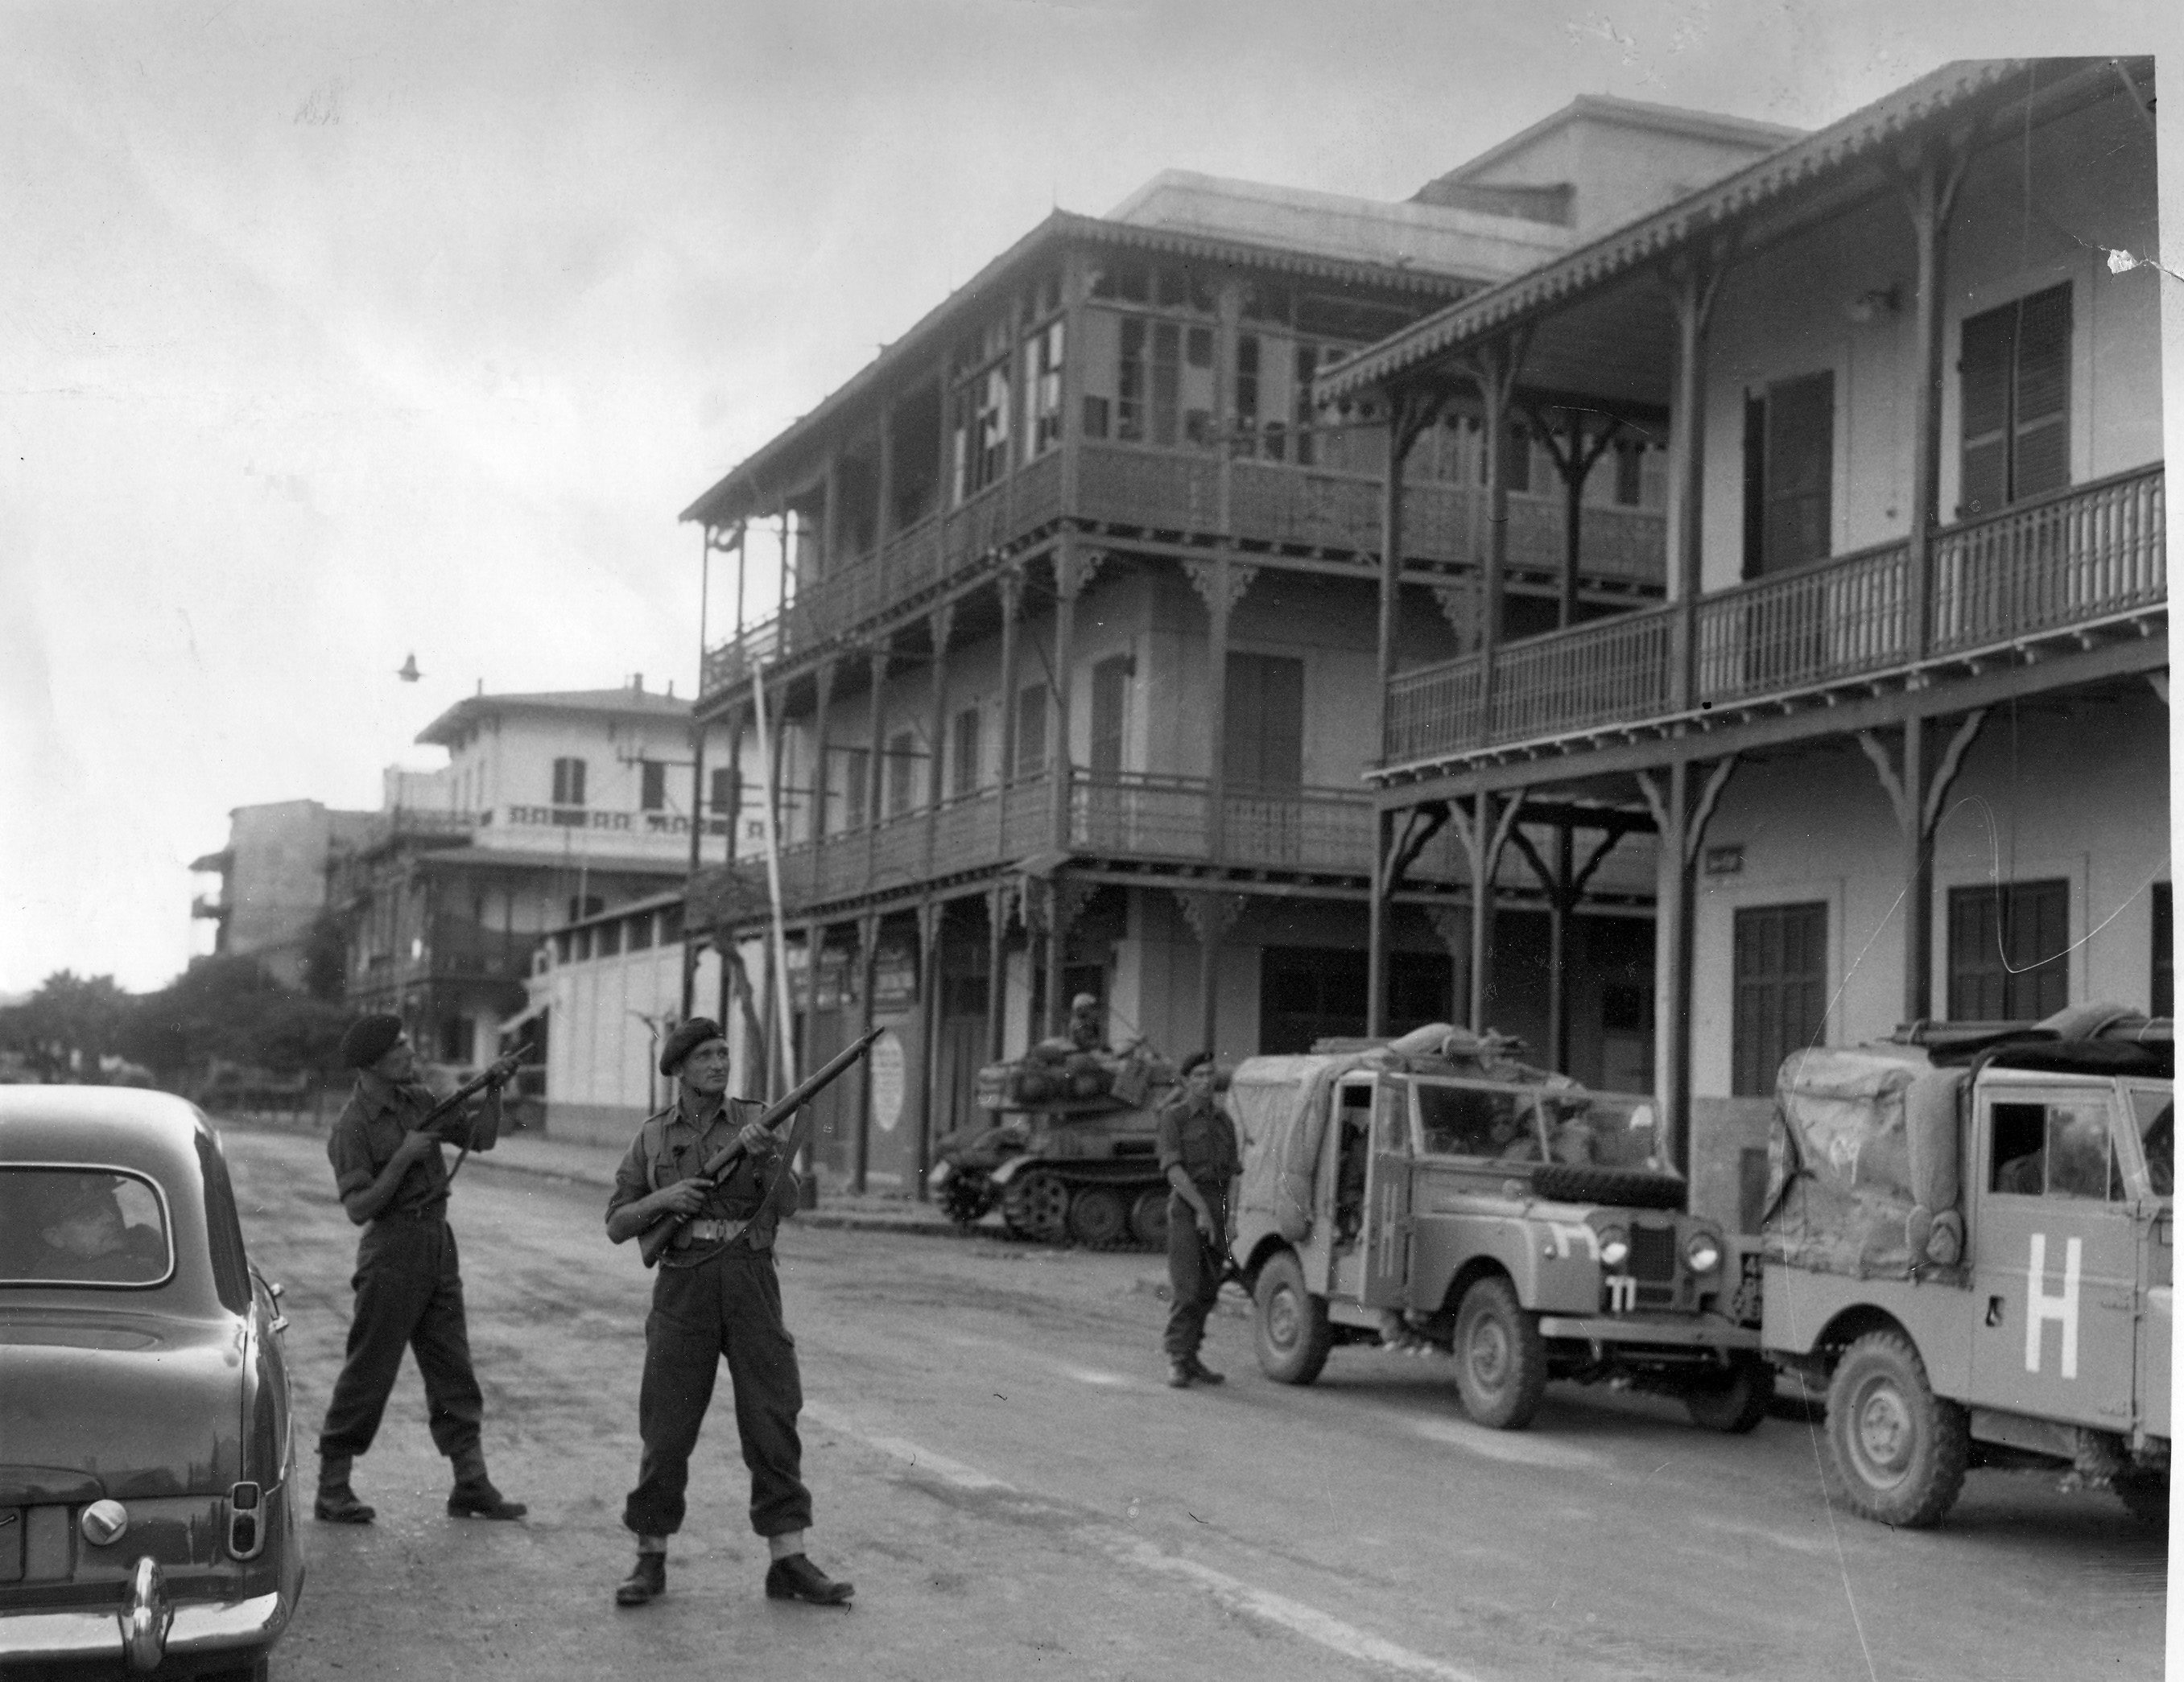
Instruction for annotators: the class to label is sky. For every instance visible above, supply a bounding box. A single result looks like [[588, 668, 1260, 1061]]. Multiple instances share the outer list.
[[3, 0, 2178, 997]]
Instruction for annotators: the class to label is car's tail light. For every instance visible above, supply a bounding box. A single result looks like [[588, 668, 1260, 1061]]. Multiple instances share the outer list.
[[228, 1482, 263, 1559]]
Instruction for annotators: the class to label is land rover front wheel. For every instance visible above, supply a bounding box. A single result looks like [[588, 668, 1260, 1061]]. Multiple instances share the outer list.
[[1253, 1251, 1332, 1385], [1823, 1330, 1969, 1527], [1453, 1276, 1547, 1430], [1683, 1354, 1772, 1434]]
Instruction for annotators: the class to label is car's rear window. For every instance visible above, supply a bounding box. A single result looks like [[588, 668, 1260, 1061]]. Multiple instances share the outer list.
[[0, 1167, 174, 1288]]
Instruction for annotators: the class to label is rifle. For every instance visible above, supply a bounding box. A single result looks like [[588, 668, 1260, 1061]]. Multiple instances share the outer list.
[[636, 1027, 884, 1268], [414, 1049, 526, 1186]]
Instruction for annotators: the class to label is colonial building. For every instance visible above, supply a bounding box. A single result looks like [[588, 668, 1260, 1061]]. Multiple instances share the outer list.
[[328, 681, 734, 1072], [1322, 59, 2165, 1187], [679, 99, 1800, 1193], [191, 799, 377, 989]]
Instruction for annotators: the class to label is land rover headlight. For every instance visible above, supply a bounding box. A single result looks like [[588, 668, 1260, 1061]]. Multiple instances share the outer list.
[[1684, 1233, 1722, 1274], [1597, 1227, 1629, 1268]]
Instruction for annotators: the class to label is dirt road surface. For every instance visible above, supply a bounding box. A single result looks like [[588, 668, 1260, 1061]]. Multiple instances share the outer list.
[[218, 1124, 2166, 1682]]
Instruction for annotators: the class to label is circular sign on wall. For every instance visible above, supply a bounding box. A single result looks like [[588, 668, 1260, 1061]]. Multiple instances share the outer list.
[[869, 1029, 906, 1133]]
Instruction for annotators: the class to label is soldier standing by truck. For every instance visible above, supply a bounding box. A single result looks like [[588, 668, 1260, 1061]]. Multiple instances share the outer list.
[[1158, 1052, 1239, 1388]]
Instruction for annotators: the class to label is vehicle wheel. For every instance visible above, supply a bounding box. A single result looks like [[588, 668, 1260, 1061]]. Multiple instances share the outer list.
[[1823, 1330, 1969, 1527], [1067, 1185, 1129, 1247], [938, 1173, 994, 1227], [2116, 1473, 2170, 1529], [1000, 1171, 1070, 1243], [1684, 1354, 1772, 1434], [1129, 1187, 1170, 1250], [1253, 1250, 1333, 1385], [1453, 1276, 1547, 1429]]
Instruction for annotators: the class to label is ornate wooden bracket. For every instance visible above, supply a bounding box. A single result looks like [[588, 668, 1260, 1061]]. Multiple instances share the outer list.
[[1444, 789, 1526, 886], [1183, 559, 1258, 620], [1057, 546, 1116, 601], [1383, 800, 1451, 898], [930, 600, 956, 658], [1505, 822, 1630, 913], [1430, 584, 1476, 639], [1176, 889, 1245, 949], [1856, 710, 1987, 843], [1636, 755, 1740, 870]]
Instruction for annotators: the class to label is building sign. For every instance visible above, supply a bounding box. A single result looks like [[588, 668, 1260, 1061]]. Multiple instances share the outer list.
[[873, 942, 919, 1013], [869, 1029, 906, 1134]]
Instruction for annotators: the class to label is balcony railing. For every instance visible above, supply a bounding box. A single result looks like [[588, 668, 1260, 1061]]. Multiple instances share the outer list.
[[701, 440, 1666, 701], [1385, 464, 2166, 769]]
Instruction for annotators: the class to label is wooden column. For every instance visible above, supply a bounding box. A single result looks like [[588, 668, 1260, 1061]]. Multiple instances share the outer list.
[[846, 916, 870, 1194], [863, 648, 888, 875], [914, 897, 942, 1199], [1532, 406, 1621, 631], [1637, 756, 1738, 1175], [809, 661, 835, 843], [1187, 558, 1253, 865], [1375, 387, 1441, 754], [1464, 333, 1526, 685], [725, 703, 745, 868], [994, 567, 1022, 860], [1666, 253, 1723, 712], [1901, 141, 1969, 662], [927, 602, 956, 812], [986, 880, 1010, 1060], [1179, 891, 1243, 1057], [1050, 542, 1080, 852], [1366, 807, 1391, 1037], [681, 712, 707, 1018], [1447, 790, 1524, 1031], [1858, 711, 1988, 1026], [766, 678, 789, 859]]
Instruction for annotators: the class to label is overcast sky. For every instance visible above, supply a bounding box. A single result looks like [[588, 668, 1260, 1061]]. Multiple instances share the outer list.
[[2, 0, 2177, 997]]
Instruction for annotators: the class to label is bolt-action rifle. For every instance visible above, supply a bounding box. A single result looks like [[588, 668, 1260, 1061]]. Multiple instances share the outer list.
[[409, 1048, 529, 1185], [635, 1027, 884, 1268]]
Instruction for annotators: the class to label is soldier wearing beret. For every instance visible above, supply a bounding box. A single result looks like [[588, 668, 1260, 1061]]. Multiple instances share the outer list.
[[604, 1018, 852, 1610], [315, 1013, 525, 1525]]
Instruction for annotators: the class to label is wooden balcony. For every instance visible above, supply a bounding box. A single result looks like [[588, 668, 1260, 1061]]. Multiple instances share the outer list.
[[1385, 464, 2166, 773], [704, 769, 1416, 921], [701, 439, 1664, 702]]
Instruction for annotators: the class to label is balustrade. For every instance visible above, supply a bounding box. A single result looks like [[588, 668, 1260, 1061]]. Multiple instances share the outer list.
[[1384, 464, 2167, 768]]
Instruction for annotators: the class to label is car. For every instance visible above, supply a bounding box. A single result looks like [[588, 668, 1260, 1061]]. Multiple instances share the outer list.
[[0, 1086, 305, 1678]]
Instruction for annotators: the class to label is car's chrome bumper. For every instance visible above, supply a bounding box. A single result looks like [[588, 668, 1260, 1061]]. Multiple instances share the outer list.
[[0, 1584, 292, 1663]]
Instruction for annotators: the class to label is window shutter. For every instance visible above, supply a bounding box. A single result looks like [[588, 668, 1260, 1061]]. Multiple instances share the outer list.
[[1958, 303, 2015, 517], [1224, 653, 1304, 789], [1741, 392, 1767, 579], [2011, 283, 2072, 501], [1090, 657, 1129, 779], [1761, 371, 1833, 573]]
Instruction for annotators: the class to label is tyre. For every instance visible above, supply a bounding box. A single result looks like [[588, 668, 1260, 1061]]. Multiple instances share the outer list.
[[1253, 1249, 1333, 1385], [1823, 1330, 1969, 1527], [1452, 1276, 1547, 1429], [1684, 1354, 1772, 1434], [1000, 1171, 1070, 1243], [2116, 1473, 2170, 1529], [938, 1173, 994, 1227], [1067, 1185, 1129, 1247], [1531, 1163, 1687, 1211], [1128, 1187, 1170, 1249]]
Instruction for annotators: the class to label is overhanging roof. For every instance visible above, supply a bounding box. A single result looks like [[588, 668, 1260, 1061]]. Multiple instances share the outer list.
[[679, 210, 1484, 530], [1321, 59, 2142, 403], [415, 688, 691, 747]]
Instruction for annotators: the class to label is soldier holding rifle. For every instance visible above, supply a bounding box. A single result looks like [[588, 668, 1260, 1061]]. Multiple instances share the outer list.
[[604, 1018, 859, 1610], [316, 1013, 526, 1524]]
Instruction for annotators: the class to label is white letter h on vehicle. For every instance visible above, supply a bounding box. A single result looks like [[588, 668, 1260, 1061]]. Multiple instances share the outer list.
[[2024, 1233, 2082, 1379]]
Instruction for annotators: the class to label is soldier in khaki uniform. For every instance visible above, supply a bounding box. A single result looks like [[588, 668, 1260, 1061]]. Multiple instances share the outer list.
[[604, 1018, 852, 1610], [1156, 1051, 1240, 1388]]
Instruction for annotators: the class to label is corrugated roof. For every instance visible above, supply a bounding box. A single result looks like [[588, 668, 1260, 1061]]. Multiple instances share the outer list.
[[1320, 60, 2070, 402], [679, 209, 1483, 529]]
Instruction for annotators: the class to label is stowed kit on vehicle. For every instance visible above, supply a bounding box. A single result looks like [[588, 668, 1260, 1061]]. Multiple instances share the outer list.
[[1230, 1024, 1768, 1433]]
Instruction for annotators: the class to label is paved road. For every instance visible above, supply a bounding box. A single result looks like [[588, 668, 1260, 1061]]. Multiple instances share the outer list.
[[221, 1123, 2168, 1682]]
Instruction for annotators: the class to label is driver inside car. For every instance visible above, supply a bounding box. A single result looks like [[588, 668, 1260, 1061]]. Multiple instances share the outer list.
[[35, 1177, 165, 1283]]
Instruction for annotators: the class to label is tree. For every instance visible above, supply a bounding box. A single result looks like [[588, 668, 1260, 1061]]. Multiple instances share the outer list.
[[0, 971, 130, 1081]]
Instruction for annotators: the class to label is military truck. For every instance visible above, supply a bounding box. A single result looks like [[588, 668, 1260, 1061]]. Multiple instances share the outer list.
[[1231, 1025, 1767, 1432], [1760, 1004, 2172, 1528], [930, 1043, 1179, 1247]]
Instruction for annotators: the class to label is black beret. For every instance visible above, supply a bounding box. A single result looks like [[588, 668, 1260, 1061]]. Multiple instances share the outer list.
[[659, 1017, 727, 1078], [341, 1013, 406, 1070]]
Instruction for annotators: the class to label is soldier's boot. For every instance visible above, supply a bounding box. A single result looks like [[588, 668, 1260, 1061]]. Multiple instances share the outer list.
[[1166, 1359, 1193, 1388], [313, 1455, 375, 1525], [765, 1553, 854, 1606], [615, 1549, 667, 1607], [1183, 1354, 1225, 1385], [447, 1445, 527, 1520]]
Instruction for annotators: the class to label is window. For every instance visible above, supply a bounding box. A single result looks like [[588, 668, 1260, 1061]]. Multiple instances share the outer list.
[[1224, 653, 1304, 789], [1989, 1099, 2123, 1202], [1959, 283, 2070, 517], [1743, 371, 1835, 577], [1233, 334, 1261, 452], [1415, 1084, 1542, 1160], [885, 728, 918, 818], [597, 921, 621, 958], [1026, 321, 1065, 458], [1732, 903, 1828, 1095], [2130, 1086, 2174, 1196], [709, 767, 736, 819], [842, 747, 870, 831], [1014, 684, 1048, 777], [0, 1168, 173, 1288], [640, 761, 667, 812], [1117, 318, 1182, 447], [1949, 880, 2069, 1020], [1089, 655, 1132, 779], [2155, 883, 2173, 1019], [1614, 439, 1645, 507], [551, 757, 587, 807], [952, 707, 983, 798], [629, 913, 654, 950]]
